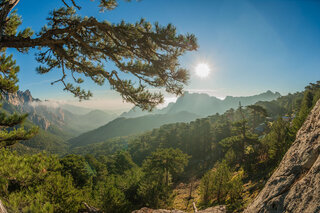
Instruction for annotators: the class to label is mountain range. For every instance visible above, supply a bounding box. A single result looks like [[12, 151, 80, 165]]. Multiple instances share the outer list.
[[1, 90, 117, 153], [1, 89, 281, 152], [68, 90, 281, 148], [121, 90, 281, 118]]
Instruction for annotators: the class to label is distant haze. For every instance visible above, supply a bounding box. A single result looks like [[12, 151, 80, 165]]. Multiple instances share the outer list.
[[37, 89, 283, 114]]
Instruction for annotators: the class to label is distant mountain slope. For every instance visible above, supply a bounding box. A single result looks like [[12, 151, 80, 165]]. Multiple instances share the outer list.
[[167, 92, 222, 115], [68, 111, 200, 148], [19, 124, 69, 154], [2, 90, 117, 134], [59, 104, 94, 115], [121, 90, 281, 118], [1, 90, 117, 153], [70, 90, 281, 148], [63, 109, 117, 133], [70, 91, 303, 163]]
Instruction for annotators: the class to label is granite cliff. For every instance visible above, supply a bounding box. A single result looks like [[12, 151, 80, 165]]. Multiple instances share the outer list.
[[244, 99, 320, 213], [1, 90, 116, 133]]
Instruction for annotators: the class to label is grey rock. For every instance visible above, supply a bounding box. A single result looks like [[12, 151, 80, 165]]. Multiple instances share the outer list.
[[198, 205, 226, 213], [131, 205, 226, 213], [0, 200, 7, 213], [131, 208, 185, 213], [244, 99, 320, 213]]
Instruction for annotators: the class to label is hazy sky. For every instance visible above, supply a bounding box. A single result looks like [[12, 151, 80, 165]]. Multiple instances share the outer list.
[[8, 0, 320, 111]]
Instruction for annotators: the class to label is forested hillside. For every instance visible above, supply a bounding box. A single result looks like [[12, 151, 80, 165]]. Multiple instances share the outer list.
[[1, 82, 319, 212], [68, 111, 200, 148], [0, 0, 319, 212], [0, 90, 117, 153], [72, 89, 303, 167], [69, 91, 280, 148]]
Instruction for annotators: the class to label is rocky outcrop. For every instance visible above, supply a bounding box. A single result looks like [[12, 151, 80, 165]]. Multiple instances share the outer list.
[[0, 199, 7, 213], [28, 113, 51, 130], [131, 206, 226, 213], [244, 99, 320, 213], [1, 90, 64, 130], [3, 89, 39, 106], [132, 208, 184, 213], [78, 202, 102, 213], [1, 89, 117, 135], [198, 206, 226, 213]]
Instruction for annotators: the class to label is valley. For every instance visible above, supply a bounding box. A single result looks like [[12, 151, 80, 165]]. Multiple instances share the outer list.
[[0, 1, 319, 212]]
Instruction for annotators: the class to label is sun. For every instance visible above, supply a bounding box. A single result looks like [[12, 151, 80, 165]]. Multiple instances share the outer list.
[[195, 63, 210, 78]]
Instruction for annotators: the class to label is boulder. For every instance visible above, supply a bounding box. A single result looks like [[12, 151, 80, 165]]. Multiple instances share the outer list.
[[244, 99, 320, 213], [131, 208, 185, 213], [0, 200, 7, 213], [131, 205, 226, 213]]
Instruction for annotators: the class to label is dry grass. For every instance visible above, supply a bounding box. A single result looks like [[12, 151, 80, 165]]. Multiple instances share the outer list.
[[172, 180, 202, 212], [171, 179, 265, 212]]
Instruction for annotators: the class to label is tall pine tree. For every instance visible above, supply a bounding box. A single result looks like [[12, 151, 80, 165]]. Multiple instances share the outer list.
[[0, 50, 37, 148]]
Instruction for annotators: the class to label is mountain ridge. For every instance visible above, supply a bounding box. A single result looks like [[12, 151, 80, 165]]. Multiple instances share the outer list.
[[1, 90, 117, 153], [68, 111, 200, 148], [121, 90, 281, 118], [69, 90, 281, 148]]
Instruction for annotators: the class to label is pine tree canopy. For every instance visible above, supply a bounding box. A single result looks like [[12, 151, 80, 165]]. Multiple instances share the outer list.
[[0, 46, 38, 147], [0, 0, 198, 110]]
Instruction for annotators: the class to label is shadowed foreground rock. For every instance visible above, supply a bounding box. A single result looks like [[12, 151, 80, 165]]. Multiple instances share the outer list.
[[131, 205, 226, 213], [131, 208, 185, 213], [0, 200, 7, 213], [78, 202, 102, 213], [245, 99, 320, 213]]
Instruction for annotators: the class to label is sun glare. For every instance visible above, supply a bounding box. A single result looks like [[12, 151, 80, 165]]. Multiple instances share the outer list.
[[195, 63, 210, 78]]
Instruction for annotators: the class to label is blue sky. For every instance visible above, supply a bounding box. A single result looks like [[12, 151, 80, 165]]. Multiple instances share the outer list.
[[7, 0, 320, 111]]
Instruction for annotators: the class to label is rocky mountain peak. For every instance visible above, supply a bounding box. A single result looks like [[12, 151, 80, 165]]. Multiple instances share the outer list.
[[4, 89, 39, 106], [2, 90, 55, 130]]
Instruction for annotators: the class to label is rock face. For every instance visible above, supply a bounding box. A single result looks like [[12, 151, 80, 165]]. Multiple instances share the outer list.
[[0, 200, 7, 213], [1, 90, 117, 133], [131, 206, 226, 213], [3, 89, 39, 106], [245, 99, 320, 213], [2, 90, 58, 130], [197, 206, 226, 213], [132, 208, 185, 213]]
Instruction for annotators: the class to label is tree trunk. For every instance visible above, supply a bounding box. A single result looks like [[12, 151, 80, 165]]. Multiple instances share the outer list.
[[192, 202, 198, 213], [0, 0, 20, 39], [217, 177, 222, 204], [165, 167, 169, 186], [0, 199, 7, 213]]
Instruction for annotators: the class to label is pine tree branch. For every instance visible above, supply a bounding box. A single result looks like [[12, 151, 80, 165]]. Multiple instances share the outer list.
[[0, 2, 198, 110], [0, 0, 20, 38]]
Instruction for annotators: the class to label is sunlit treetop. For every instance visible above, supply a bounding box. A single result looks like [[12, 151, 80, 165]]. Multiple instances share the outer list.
[[0, 0, 198, 110]]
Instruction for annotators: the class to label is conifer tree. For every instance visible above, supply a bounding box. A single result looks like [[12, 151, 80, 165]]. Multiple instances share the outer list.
[[0, 2, 37, 147], [138, 148, 189, 208], [247, 105, 267, 128], [0, 0, 197, 146], [0, 0, 198, 110], [200, 161, 231, 205], [0, 50, 37, 148]]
